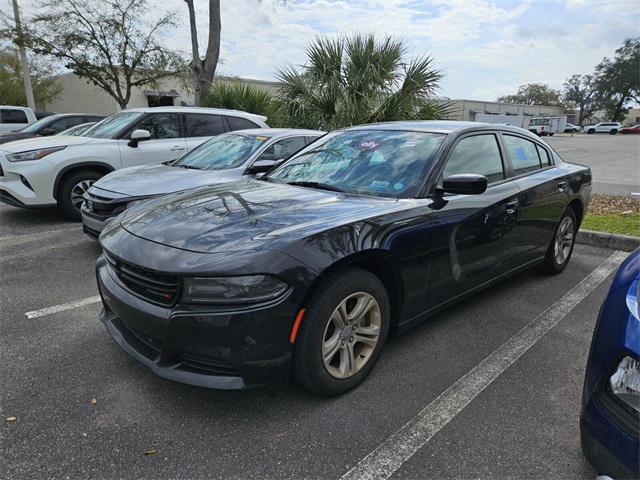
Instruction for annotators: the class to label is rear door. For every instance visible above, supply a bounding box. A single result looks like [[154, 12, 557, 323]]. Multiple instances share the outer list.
[[502, 133, 567, 261], [183, 113, 227, 151], [118, 112, 186, 168], [425, 132, 521, 309]]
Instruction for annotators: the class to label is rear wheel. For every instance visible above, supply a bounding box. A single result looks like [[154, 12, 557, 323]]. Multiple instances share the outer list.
[[293, 268, 390, 396], [58, 170, 103, 221], [587, 129, 595, 134], [610, 129, 618, 135], [540, 208, 577, 275]]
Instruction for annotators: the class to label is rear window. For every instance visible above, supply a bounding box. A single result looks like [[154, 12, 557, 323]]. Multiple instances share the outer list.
[[503, 135, 542, 175], [227, 116, 260, 131], [1, 109, 28, 123], [185, 113, 226, 137]]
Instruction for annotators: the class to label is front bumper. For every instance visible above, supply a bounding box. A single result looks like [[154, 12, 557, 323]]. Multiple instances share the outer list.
[[96, 255, 298, 389], [0, 155, 58, 207], [81, 205, 112, 238]]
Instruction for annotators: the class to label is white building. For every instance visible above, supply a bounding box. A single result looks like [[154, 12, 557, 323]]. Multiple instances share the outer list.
[[44, 73, 280, 114], [445, 99, 563, 122]]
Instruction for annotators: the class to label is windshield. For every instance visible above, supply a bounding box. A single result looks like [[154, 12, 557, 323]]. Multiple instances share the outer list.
[[268, 129, 445, 197], [173, 133, 268, 170], [83, 112, 144, 139], [19, 116, 54, 133]]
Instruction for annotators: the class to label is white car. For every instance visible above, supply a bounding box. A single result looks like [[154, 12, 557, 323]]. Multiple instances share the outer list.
[[564, 122, 581, 133], [585, 122, 622, 134], [0, 105, 37, 133], [0, 106, 268, 219]]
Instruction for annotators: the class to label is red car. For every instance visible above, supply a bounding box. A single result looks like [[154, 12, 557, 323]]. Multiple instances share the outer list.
[[620, 124, 640, 134]]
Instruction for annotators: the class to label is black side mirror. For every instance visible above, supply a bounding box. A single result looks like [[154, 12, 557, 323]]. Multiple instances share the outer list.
[[441, 174, 488, 195], [40, 128, 56, 136], [128, 129, 151, 148], [246, 159, 282, 175]]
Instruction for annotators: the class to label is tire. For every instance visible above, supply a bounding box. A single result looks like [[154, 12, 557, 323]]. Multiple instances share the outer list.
[[293, 268, 390, 396], [58, 170, 104, 221], [539, 207, 577, 275], [610, 129, 617, 135], [587, 129, 595, 134], [549, 132, 554, 136]]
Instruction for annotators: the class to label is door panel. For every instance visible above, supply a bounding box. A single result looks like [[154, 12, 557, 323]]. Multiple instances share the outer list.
[[119, 113, 186, 167], [184, 113, 226, 150]]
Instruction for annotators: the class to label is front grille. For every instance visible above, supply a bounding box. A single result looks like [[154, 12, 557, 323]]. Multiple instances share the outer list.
[[85, 191, 127, 217], [105, 254, 180, 306], [181, 353, 238, 376]]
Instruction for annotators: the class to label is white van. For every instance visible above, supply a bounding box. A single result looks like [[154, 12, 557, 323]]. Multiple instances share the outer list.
[[0, 106, 37, 133], [528, 116, 567, 136]]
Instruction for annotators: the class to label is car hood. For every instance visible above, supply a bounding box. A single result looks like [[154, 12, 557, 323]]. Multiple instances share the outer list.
[[0, 134, 96, 153], [93, 164, 243, 198], [115, 180, 404, 254]]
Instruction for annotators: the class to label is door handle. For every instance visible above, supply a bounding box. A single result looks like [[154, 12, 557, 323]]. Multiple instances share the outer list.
[[505, 199, 519, 215], [557, 181, 567, 191], [170, 145, 186, 152]]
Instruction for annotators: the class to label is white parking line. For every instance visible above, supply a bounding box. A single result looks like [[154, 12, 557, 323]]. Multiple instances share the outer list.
[[25, 295, 102, 319], [340, 250, 627, 480]]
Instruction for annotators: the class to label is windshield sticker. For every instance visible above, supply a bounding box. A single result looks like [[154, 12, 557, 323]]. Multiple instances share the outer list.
[[515, 146, 527, 161], [370, 180, 390, 190], [358, 141, 380, 150], [393, 182, 404, 191], [402, 142, 417, 148], [255, 136, 268, 141]]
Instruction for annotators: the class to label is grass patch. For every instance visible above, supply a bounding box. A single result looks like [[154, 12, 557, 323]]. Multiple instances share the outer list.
[[582, 213, 640, 237]]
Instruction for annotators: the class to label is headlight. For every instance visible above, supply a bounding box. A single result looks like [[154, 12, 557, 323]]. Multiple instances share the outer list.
[[6, 146, 67, 162], [182, 275, 289, 305], [610, 356, 640, 414]]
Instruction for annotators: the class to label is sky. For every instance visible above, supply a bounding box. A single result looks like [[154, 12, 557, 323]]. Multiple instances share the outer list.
[[164, 0, 638, 101]]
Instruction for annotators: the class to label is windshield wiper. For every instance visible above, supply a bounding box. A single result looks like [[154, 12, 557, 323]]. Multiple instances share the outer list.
[[174, 164, 202, 170], [286, 181, 345, 193]]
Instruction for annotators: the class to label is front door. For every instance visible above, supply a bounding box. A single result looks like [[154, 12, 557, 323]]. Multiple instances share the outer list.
[[118, 112, 187, 168], [424, 133, 521, 310]]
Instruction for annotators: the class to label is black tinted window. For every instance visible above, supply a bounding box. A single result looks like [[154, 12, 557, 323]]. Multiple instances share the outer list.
[[1, 109, 28, 123], [503, 135, 541, 175], [185, 114, 225, 137], [443, 134, 504, 184], [134, 113, 180, 139], [258, 136, 307, 161], [48, 117, 84, 133], [227, 116, 259, 131]]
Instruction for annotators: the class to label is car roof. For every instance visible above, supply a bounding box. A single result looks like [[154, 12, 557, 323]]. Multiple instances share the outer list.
[[228, 128, 325, 138], [123, 106, 267, 121], [344, 120, 538, 137], [46, 113, 106, 118]]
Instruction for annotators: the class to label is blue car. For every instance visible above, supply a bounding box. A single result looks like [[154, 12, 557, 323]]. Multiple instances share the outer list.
[[581, 249, 640, 478]]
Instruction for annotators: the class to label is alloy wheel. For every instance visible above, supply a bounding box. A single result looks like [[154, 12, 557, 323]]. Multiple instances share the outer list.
[[322, 292, 381, 379], [70, 180, 94, 211], [554, 216, 575, 265]]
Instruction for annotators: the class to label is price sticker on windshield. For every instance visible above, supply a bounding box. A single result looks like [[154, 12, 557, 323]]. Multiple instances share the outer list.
[[358, 141, 380, 150]]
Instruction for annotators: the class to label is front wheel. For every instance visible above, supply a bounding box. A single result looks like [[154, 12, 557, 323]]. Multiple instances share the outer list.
[[58, 170, 103, 221], [540, 208, 577, 275], [610, 129, 618, 135], [587, 129, 595, 134], [293, 268, 390, 396]]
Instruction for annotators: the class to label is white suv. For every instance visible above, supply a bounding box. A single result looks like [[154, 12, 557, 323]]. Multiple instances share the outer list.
[[0, 107, 268, 219], [585, 122, 622, 134]]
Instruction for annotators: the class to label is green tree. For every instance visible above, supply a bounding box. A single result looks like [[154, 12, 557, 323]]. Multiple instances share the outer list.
[[0, 48, 62, 107], [562, 74, 600, 125], [594, 37, 640, 122], [202, 81, 274, 118], [497, 83, 565, 107], [25, 0, 187, 109], [273, 34, 448, 130]]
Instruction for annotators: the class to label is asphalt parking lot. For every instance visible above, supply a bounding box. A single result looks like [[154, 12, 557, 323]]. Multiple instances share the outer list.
[[1, 133, 637, 479], [546, 133, 639, 196], [0, 197, 631, 479]]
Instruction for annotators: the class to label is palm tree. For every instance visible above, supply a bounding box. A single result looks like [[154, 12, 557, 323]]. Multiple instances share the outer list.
[[274, 34, 448, 130], [202, 81, 274, 118]]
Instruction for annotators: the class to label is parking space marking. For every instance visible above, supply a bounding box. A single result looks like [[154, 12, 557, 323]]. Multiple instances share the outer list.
[[340, 250, 627, 480], [25, 295, 102, 319]]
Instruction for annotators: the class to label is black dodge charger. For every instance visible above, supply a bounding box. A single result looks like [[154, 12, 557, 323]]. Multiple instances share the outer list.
[[96, 121, 592, 395]]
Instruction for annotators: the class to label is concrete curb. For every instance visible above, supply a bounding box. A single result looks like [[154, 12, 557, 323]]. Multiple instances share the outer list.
[[576, 229, 640, 252]]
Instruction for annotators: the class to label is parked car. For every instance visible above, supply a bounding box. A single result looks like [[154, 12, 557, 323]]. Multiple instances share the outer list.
[[0, 105, 37, 133], [586, 122, 622, 134], [0, 107, 268, 219], [96, 121, 592, 395], [564, 123, 581, 133], [82, 128, 324, 237], [620, 124, 640, 134], [528, 116, 567, 136], [57, 122, 98, 136], [580, 249, 639, 479], [0, 113, 106, 144]]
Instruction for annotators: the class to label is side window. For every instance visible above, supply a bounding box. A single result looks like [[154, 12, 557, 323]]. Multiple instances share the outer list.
[[305, 135, 321, 144], [49, 117, 82, 133], [133, 113, 180, 139], [503, 135, 541, 175], [1, 109, 28, 123], [443, 134, 505, 184], [227, 116, 259, 131], [185, 114, 225, 137], [536, 145, 551, 166], [258, 136, 308, 161]]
